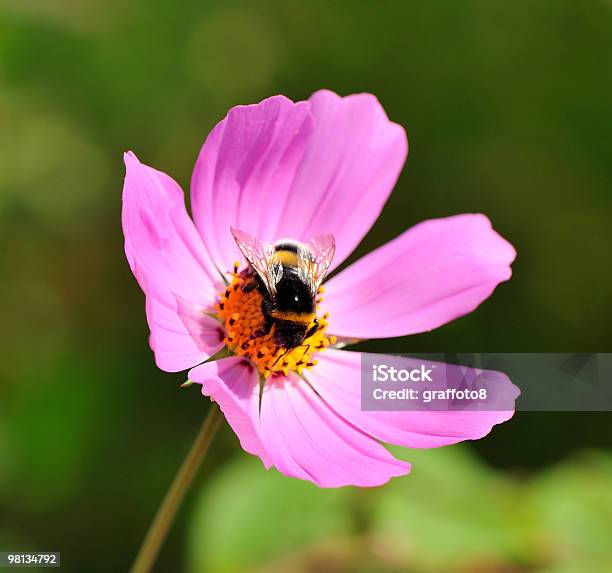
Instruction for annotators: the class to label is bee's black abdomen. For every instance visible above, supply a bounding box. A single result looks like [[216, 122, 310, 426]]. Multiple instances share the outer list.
[[274, 272, 315, 314], [274, 241, 298, 254]]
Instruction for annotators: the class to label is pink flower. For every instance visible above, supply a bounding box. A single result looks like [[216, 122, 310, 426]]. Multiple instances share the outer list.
[[122, 90, 517, 488]]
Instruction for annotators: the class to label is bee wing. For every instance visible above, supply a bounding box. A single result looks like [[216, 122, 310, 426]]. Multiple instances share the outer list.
[[230, 227, 283, 295], [297, 234, 335, 296]]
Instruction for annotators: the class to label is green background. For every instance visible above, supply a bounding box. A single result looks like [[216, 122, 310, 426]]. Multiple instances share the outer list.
[[1, 1, 611, 571]]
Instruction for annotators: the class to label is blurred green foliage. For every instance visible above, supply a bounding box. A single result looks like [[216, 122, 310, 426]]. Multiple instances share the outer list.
[[190, 447, 612, 573], [0, 0, 611, 571]]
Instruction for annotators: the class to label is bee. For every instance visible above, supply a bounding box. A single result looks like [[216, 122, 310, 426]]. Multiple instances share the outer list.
[[231, 227, 335, 350]]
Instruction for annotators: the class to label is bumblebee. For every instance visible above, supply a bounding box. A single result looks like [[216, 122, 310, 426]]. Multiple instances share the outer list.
[[231, 227, 335, 350]]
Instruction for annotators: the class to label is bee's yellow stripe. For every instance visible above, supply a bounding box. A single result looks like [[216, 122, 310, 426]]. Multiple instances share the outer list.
[[275, 250, 298, 267], [271, 310, 315, 324]]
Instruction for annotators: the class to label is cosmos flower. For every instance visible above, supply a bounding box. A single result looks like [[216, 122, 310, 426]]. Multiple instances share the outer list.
[[122, 90, 517, 487]]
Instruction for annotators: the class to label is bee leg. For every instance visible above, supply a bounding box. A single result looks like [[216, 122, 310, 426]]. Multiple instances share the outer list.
[[241, 281, 258, 293], [304, 318, 320, 339], [246, 328, 269, 359], [299, 343, 311, 362], [272, 346, 291, 368]]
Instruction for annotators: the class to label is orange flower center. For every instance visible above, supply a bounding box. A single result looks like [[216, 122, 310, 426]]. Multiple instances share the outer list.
[[215, 264, 335, 378]]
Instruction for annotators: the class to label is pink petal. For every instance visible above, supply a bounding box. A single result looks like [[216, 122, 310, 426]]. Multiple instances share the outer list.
[[190, 96, 315, 271], [189, 357, 271, 466], [259, 374, 410, 487], [275, 90, 408, 270], [190, 90, 407, 272], [122, 152, 224, 372], [323, 214, 516, 339], [304, 349, 516, 449]]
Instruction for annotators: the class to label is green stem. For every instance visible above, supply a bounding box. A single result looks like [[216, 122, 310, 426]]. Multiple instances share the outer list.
[[130, 404, 222, 573]]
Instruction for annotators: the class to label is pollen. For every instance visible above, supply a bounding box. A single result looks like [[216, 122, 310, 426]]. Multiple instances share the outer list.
[[214, 266, 335, 378]]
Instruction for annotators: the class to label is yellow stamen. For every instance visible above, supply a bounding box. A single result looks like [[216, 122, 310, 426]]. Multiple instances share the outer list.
[[215, 270, 333, 377]]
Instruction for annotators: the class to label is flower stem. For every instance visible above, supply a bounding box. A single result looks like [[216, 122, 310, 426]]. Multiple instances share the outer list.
[[130, 404, 222, 573]]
